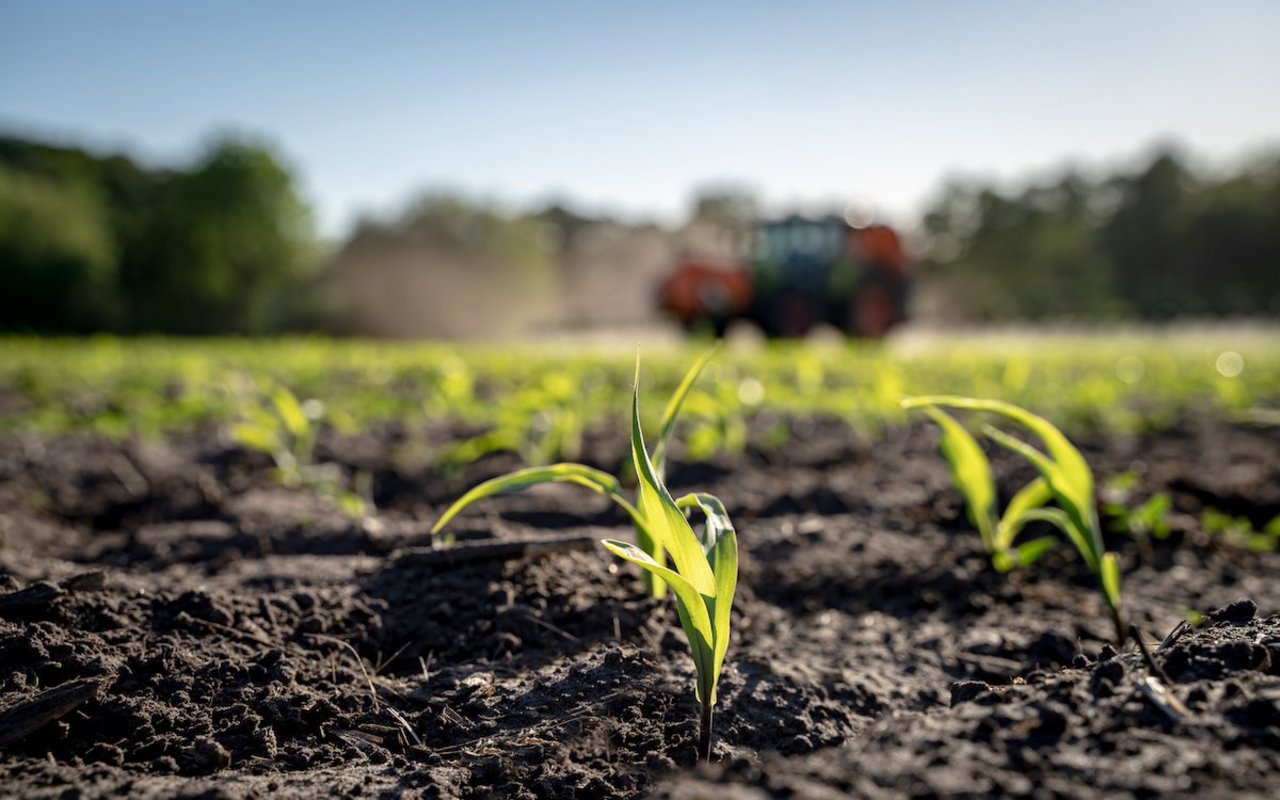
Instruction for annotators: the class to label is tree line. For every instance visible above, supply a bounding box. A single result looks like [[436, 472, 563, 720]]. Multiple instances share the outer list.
[[1, 133, 1277, 334], [920, 148, 1280, 321], [0, 134, 318, 334]]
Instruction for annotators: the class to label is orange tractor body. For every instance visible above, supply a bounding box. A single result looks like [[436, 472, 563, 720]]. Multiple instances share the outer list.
[[657, 215, 912, 338]]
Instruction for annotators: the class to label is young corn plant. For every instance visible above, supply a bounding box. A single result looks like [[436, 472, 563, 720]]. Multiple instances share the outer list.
[[431, 348, 719, 598], [432, 353, 738, 761], [232, 383, 318, 488], [910, 405, 1058, 572], [232, 383, 368, 516], [903, 395, 1126, 645], [601, 362, 737, 763]]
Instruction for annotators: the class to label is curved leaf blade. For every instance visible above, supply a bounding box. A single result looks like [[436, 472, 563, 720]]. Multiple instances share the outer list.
[[906, 395, 1100, 554], [1013, 534, 1058, 568], [601, 538, 715, 692], [920, 406, 996, 552], [676, 491, 738, 701], [270, 386, 309, 440], [983, 424, 1100, 565], [630, 519, 667, 599], [431, 463, 631, 535], [653, 346, 719, 478], [994, 476, 1053, 553], [631, 360, 716, 595], [1017, 507, 1098, 573], [1100, 552, 1123, 614], [675, 492, 733, 554], [708, 526, 737, 703]]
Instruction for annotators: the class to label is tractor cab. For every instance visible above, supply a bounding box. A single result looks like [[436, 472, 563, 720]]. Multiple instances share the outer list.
[[750, 215, 848, 294], [746, 214, 859, 335]]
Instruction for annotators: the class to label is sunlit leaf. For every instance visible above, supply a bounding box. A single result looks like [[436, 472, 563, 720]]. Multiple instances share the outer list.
[[995, 476, 1053, 553], [708, 523, 737, 702], [231, 422, 279, 455], [1012, 534, 1058, 568], [1100, 552, 1123, 612], [270, 385, 309, 440], [653, 345, 718, 477], [601, 538, 715, 690], [982, 424, 1100, 568], [922, 406, 996, 552], [631, 359, 716, 596], [675, 492, 733, 554], [430, 463, 639, 534]]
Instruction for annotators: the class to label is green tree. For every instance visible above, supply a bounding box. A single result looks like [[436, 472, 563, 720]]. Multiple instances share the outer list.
[[920, 147, 1280, 322], [0, 165, 120, 331], [1101, 151, 1196, 318], [923, 174, 1120, 321], [121, 137, 318, 333], [0, 133, 320, 334]]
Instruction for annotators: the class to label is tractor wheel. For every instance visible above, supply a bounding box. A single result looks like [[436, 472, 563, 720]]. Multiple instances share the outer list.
[[681, 316, 731, 339], [765, 293, 818, 338], [848, 278, 898, 339]]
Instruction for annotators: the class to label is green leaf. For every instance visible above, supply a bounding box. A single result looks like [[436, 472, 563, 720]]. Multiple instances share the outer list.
[[921, 406, 996, 552], [431, 463, 638, 535], [270, 385, 309, 440], [1018, 507, 1098, 573], [982, 424, 1101, 567], [708, 525, 737, 703], [601, 538, 715, 691], [1012, 534, 1058, 568], [675, 492, 733, 554], [905, 395, 1101, 562], [631, 359, 716, 596], [630, 520, 667, 599], [1100, 552, 1123, 614], [994, 476, 1053, 553], [905, 396, 1093, 500], [675, 490, 738, 703], [231, 422, 279, 455], [653, 346, 718, 478]]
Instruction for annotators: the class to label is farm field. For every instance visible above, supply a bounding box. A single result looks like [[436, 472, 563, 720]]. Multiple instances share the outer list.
[[2, 330, 1280, 798]]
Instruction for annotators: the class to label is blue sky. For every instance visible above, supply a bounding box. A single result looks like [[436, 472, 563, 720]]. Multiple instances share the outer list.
[[2, 1, 1278, 236]]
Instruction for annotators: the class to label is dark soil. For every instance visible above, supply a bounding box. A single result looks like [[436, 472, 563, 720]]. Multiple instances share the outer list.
[[1, 416, 1279, 798]]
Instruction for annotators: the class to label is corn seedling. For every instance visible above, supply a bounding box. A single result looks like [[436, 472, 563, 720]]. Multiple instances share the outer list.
[[1203, 508, 1280, 553], [1106, 493, 1173, 541], [433, 352, 738, 760], [431, 348, 719, 598], [904, 395, 1126, 645], [232, 382, 368, 516], [600, 359, 737, 762], [909, 404, 1058, 572], [680, 373, 752, 463], [232, 383, 319, 486]]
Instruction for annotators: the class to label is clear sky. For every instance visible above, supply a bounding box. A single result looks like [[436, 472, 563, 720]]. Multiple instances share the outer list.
[[2, 1, 1278, 236]]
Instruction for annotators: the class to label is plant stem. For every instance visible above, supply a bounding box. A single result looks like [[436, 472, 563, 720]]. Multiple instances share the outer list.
[[698, 701, 714, 762], [1110, 606, 1127, 649]]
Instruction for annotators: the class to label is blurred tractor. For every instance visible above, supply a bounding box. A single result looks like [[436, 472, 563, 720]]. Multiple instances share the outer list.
[[657, 214, 912, 338]]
